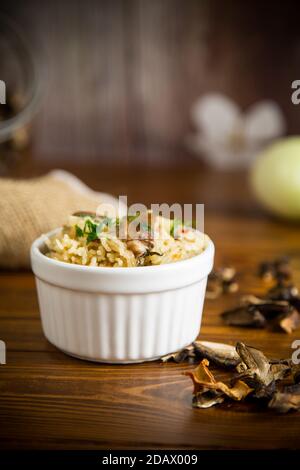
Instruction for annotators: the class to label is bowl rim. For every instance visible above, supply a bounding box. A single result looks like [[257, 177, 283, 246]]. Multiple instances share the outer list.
[[31, 227, 214, 274]]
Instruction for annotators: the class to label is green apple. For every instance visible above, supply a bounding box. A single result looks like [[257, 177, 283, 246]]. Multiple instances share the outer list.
[[251, 137, 300, 219]]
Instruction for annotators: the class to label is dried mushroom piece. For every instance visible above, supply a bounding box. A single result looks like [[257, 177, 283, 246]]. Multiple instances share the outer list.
[[161, 341, 240, 368], [221, 305, 266, 328], [72, 211, 97, 218], [235, 342, 273, 384], [278, 309, 300, 334], [185, 358, 216, 392], [176, 341, 300, 412], [270, 362, 291, 381], [233, 343, 293, 400], [193, 341, 240, 368], [268, 391, 300, 413], [234, 342, 275, 398], [220, 256, 300, 334], [206, 267, 238, 299], [269, 357, 291, 365], [291, 296, 300, 313], [161, 345, 196, 364], [222, 291, 299, 334], [291, 364, 300, 384], [184, 359, 253, 404], [193, 390, 224, 409], [266, 283, 299, 302], [258, 257, 292, 283], [241, 296, 291, 319]]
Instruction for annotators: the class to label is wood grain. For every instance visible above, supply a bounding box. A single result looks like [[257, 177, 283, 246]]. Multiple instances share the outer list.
[[1, 164, 300, 449]]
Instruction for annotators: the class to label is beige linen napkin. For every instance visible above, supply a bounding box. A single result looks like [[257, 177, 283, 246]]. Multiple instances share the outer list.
[[0, 170, 122, 268]]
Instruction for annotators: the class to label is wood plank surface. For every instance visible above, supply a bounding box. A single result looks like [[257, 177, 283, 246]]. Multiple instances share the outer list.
[[1, 164, 300, 449]]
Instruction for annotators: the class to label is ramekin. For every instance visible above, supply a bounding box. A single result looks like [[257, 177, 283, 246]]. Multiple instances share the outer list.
[[31, 230, 214, 363]]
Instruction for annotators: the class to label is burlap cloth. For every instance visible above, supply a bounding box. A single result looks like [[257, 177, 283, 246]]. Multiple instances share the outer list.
[[0, 171, 120, 268]]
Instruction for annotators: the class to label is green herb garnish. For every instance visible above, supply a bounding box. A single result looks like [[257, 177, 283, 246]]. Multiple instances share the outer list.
[[127, 211, 141, 223], [170, 219, 182, 238], [83, 219, 98, 243], [75, 225, 84, 237]]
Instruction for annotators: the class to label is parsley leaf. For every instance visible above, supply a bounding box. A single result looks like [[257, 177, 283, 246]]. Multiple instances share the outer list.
[[84, 219, 98, 243], [75, 225, 84, 237], [127, 211, 141, 223], [170, 219, 182, 238]]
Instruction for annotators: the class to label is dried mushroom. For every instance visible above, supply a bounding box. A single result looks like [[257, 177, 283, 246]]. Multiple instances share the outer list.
[[72, 211, 97, 218], [235, 343, 273, 385], [161, 344, 196, 364], [206, 267, 238, 299], [258, 256, 292, 283], [291, 364, 300, 384], [219, 256, 300, 334], [222, 296, 297, 331], [161, 341, 240, 368], [270, 362, 291, 381], [193, 341, 240, 368], [192, 390, 224, 409], [233, 342, 278, 399], [268, 391, 300, 413], [278, 309, 300, 334], [184, 359, 252, 408], [182, 341, 299, 413], [240, 295, 291, 318], [266, 283, 299, 302], [221, 305, 266, 328]]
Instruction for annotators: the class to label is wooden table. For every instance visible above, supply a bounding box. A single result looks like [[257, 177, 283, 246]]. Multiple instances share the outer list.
[[1, 164, 300, 449]]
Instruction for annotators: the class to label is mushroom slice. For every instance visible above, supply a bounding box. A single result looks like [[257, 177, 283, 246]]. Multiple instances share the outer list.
[[72, 211, 97, 218], [278, 309, 300, 334], [291, 364, 300, 384], [268, 391, 300, 413], [235, 342, 274, 387], [127, 240, 149, 257], [184, 359, 253, 403], [221, 306, 266, 328], [239, 296, 291, 319], [266, 283, 299, 302], [161, 341, 240, 367], [161, 345, 195, 364], [258, 257, 292, 283], [270, 362, 291, 381], [193, 341, 240, 368], [193, 390, 224, 409]]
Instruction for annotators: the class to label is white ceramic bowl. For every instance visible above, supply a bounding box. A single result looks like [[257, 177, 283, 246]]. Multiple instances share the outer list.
[[31, 230, 214, 363]]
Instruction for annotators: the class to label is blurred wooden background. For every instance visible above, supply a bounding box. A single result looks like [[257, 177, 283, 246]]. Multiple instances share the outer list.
[[2, 0, 300, 166]]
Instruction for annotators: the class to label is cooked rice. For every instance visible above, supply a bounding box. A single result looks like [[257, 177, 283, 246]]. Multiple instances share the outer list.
[[45, 212, 209, 267]]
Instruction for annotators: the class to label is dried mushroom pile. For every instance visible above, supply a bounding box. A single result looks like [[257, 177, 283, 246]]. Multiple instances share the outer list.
[[162, 256, 300, 413], [163, 341, 300, 413], [208, 257, 300, 333]]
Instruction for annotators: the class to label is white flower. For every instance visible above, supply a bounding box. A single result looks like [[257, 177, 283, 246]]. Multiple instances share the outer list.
[[187, 93, 286, 170]]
